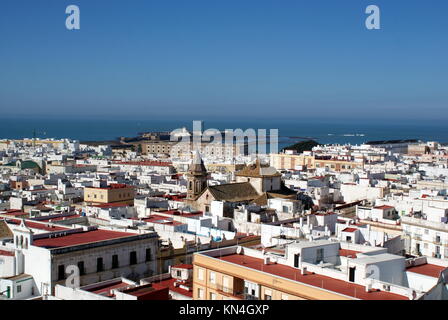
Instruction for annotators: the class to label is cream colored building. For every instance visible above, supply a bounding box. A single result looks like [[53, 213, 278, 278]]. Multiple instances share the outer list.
[[192, 243, 435, 300], [140, 141, 247, 159], [84, 184, 135, 205], [270, 153, 363, 172]]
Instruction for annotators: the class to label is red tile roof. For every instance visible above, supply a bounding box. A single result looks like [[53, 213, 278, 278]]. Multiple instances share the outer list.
[[151, 278, 193, 298], [342, 227, 358, 233], [2, 211, 29, 217], [90, 184, 133, 190], [0, 250, 14, 256], [172, 264, 193, 270], [407, 264, 446, 278], [33, 229, 136, 249], [374, 205, 395, 210], [89, 281, 131, 297], [216, 254, 408, 300], [339, 249, 360, 258], [141, 215, 184, 226], [6, 219, 69, 232], [35, 214, 81, 222], [117, 161, 172, 167], [159, 210, 203, 217]]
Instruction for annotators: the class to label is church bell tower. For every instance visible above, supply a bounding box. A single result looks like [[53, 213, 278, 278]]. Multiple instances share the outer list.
[[187, 151, 208, 200]]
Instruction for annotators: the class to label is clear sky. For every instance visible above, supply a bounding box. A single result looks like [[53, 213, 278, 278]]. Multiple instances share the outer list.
[[0, 0, 447, 121]]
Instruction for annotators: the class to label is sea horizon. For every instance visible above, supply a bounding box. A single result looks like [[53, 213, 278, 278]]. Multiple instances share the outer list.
[[1, 116, 447, 149]]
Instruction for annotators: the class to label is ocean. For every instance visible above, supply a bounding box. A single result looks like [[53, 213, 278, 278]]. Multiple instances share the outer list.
[[1, 117, 447, 150]]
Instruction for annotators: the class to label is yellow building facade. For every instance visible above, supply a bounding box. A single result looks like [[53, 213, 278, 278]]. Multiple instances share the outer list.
[[84, 184, 135, 205]]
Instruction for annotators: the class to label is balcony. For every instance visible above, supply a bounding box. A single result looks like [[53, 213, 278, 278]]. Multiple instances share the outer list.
[[214, 284, 260, 300], [240, 294, 259, 300], [413, 234, 422, 241], [214, 284, 234, 295]]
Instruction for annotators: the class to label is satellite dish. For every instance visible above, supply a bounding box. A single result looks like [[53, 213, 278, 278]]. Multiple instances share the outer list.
[[236, 246, 243, 255]]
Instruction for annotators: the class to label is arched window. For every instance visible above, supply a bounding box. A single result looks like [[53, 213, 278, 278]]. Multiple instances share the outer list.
[[25, 238, 28, 249], [20, 235, 24, 247]]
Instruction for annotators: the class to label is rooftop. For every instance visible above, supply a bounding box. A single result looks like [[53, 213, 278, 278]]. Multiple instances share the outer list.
[[406, 263, 446, 278], [216, 253, 408, 300], [140, 215, 184, 226], [374, 205, 395, 210], [151, 278, 193, 298], [87, 280, 132, 297], [6, 219, 69, 232], [88, 183, 133, 190], [32, 229, 137, 249], [117, 161, 172, 167]]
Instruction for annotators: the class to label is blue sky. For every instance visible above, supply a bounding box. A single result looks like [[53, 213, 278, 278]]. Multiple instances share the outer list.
[[0, 0, 447, 121]]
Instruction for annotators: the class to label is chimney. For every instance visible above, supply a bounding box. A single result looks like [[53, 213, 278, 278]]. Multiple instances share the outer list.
[[301, 266, 307, 275]]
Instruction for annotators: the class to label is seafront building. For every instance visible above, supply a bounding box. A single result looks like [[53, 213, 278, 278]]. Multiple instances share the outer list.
[[1, 132, 448, 300]]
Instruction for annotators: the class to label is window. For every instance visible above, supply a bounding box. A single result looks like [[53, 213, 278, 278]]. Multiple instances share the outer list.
[[130, 251, 137, 265], [97, 257, 104, 272], [58, 265, 65, 280], [209, 292, 216, 300], [222, 276, 230, 293], [145, 248, 152, 262], [112, 255, 119, 269], [425, 229, 429, 235], [349, 267, 356, 282], [17, 285, 22, 293], [197, 268, 204, 281], [294, 254, 300, 268], [264, 289, 272, 300], [177, 270, 182, 277], [78, 261, 85, 275], [197, 288, 204, 299], [316, 248, 324, 263], [209, 271, 216, 284]]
